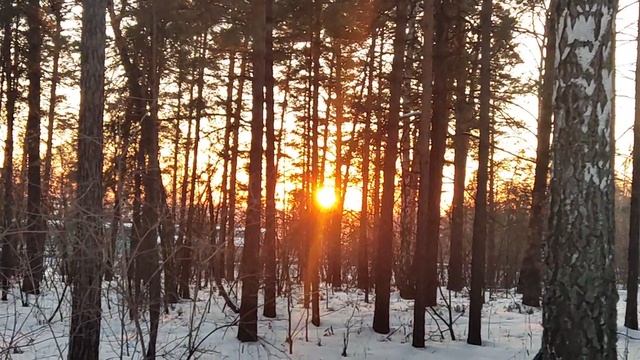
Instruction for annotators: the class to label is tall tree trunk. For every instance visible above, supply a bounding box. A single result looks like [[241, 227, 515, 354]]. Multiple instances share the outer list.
[[1, 3, 17, 301], [373, 0, 408, 335], [423, 0, 452, 306], [519, 1, 556, 307], [626, 0, 640, 331], [486, 126, 496, 289], [467, 0, 492, 346], [22, 0, 46, 295], [237, 0, 265, 342], [329, 41, 343, 289], [227, 54, 247, 281], [358, 34, 377, 291], [43, 0, 64, 205], [412, 0, 434, 348], [398, 6, 419, 299], [180, 33, 207, 300], [542, 1, 617, 358], [263, 0, 277, 318], [176, 77, 195, 298], [217, 51, 235, 281], [68, 0, 106, 357], [448, 2, 471, 292], [171, 52, 186, 223], [309, 0, 322, 327], [138, 5, 166, 356]]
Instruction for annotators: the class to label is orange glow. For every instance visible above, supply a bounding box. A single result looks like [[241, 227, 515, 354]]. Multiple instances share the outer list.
[[315, 185, 337, 211]]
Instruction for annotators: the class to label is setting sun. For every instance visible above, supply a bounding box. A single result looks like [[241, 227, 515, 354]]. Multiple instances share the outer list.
[[315, 185, 337, 210]]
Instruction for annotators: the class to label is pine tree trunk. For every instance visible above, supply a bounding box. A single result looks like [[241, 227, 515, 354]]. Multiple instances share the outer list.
[[467, 0, 492, 346], [398, 6, 419, 300], [141, 6, 163, 356], [373, 0, 408, 334], [43, 1, 64, 205], [448, 2, 471, 292], [423, 1, 452, 306], [263, 0, 277, 318], [519, 1, 556, 307], [68, 1, 106, 357], [226, 55, 247, 281], [309, 0, 322, 327], [22, 0, 46, 295], [412, 0, 434, 348], [625, 0, 640, 331], [486, 127, 496, 289], [176, 79, 194, 298], [1, 3, 17, 300], [237, 0, 265, 342], [180, 33, 207, 300], [358, 35, 376, 291], [329, 42, 343, 289], [542, 1, 617, 357], [217, 51, 235, 281]]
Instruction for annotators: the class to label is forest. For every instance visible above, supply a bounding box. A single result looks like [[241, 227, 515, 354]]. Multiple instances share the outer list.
[[0, 0, 635, 358]]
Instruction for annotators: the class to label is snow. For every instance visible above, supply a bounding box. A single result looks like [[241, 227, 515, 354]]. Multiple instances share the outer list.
[[0, 281, 639, 359]]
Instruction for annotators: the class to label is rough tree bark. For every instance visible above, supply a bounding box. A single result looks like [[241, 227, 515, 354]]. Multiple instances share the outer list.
[[226, 54, 247, 281], [68, 0, 106, 357], [263, 0, 277, 318], [309, 0, 322, 327], [412, 0, 434, 348], [625, 0, 640, 331], [217, 52, 235, 281], [358, 34, 377, 292], [373, 0, 408, 335], [423, 0, 452, 306], [237, 0, 265, 342], [43, 0, 64, 204], [329, 41, 344, 289], [180, 33, 207, 300], [1, 1, 18, 301], [467, 0, 492, 346], [22, 0, 47, 296], [448, 0, 471, 292], [518, 1, 556, 307], [542, 1, 618, 358]]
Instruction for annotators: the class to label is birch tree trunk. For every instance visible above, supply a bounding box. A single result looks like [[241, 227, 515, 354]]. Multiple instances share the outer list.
[[542, 1, 617, 358]]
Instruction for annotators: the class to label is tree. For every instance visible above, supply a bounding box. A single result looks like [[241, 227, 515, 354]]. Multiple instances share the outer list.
[[423, 0, 453, 305], [467, 0, 492, 346], [68, 0, 107, 357], [412, 0, 434, 348], [373, 0, 408, 335], [226, 54, 247, 281], [541, 0, 617, 357], [448, 0, 472, 292], [263, 0, 277, 318], [43, 0, 65, 203], [626, 0, 640, 331], [22, 0, 47, 296], [518, 1, 556, 307], [358, 33, 377, 292], [0, 0, 18, 301], [237, 0, 266, 342]]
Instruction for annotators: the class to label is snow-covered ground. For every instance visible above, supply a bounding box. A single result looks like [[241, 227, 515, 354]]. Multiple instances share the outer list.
[[0, 282, 638, 359]]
